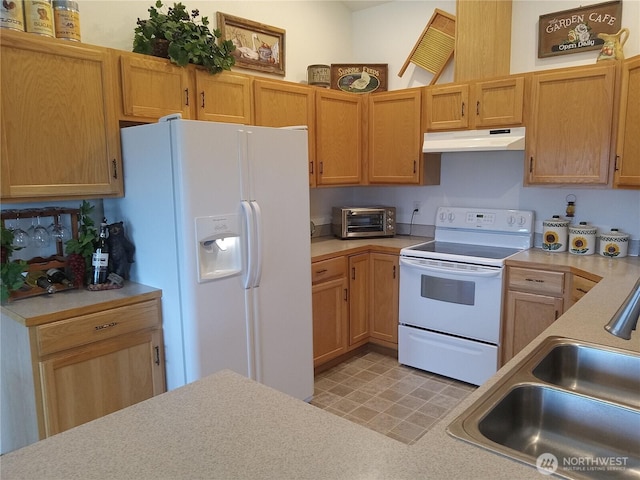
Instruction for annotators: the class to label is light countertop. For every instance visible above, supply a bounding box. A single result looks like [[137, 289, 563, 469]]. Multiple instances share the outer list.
[[1, 249, 638, 479], [311, 235, 430, 261]]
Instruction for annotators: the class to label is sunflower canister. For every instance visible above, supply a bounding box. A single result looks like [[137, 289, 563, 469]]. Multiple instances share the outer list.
[[569, 222, 597, 255], [599, 228, 629, 258], [542, 215, 570, 252]]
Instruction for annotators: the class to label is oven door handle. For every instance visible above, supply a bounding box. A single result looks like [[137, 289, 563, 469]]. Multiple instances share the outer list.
[[399, 257, 502, 277]]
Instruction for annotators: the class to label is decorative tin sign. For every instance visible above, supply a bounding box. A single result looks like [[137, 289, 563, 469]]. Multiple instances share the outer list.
[[330, 64, 388, 94], [538, 0, 622, 58]]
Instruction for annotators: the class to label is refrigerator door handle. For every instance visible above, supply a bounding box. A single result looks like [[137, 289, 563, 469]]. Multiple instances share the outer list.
[[251, 201, 263, 287], [241, 200, 255, 289]]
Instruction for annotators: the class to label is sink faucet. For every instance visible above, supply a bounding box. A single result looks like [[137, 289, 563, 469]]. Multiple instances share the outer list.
[[605, 277, 640, 340]]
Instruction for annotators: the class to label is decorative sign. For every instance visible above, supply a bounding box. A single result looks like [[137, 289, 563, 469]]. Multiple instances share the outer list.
[[538, 1, 622, 58], [330, 64, 388, 94]]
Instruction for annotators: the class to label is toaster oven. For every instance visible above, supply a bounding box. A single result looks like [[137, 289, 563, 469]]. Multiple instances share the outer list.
[[332, 207, 396, 239]]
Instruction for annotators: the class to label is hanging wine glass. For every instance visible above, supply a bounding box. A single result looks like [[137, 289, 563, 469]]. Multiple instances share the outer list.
[[49, 215, 71, 245], [32, 216, 51, 248], [11, 213, 31, 249]]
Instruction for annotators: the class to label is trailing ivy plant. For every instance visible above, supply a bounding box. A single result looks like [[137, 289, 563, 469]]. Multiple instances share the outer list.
[[1, 225, 27, 303], [133, 1, 235, 74]]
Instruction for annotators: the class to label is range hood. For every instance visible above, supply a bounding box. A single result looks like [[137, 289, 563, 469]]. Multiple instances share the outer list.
[[423, 127, 526, 153]]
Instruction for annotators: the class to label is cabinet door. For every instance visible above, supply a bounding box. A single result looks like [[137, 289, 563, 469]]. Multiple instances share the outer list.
[[526, 63, 616, 185], [349, 253, 370, 346], [119, 53, 192, 120], [614, 55, 640, 188], [473, 76, 525, 128], [502, 291, 563, 364], [315, 89, 363, 185], [369, 253, 399, 345], [39, 328, 165, 436], [195, 69, 252, 124], [368, 89, 422, 184], [424, 84, 470, 130], [253, 79, 316, 187], [312, 277, 349, 366], [0, 31, 122, 200]]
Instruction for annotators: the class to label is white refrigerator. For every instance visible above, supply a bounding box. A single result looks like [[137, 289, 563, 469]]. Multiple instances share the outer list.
[[104, 115, 314, 400]]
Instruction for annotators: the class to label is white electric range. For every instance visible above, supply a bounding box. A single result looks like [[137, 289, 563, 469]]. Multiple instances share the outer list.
[[398, 206, 534, 386]]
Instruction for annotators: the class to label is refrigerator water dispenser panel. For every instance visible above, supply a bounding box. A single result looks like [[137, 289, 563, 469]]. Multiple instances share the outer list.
[[195, 214, 242, 282]]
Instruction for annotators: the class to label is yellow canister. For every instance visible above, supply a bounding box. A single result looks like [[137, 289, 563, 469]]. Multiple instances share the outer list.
[[542, 215, 570, 252], [25, 0, 54, 37], [53, 0, 80, 41], [599, 229, 629, 258], [1, 0, 25, 31], [568, 222, 597, 255]]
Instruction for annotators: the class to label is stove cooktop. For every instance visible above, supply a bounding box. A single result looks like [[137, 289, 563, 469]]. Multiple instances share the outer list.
[[407, 241, 523, 260]]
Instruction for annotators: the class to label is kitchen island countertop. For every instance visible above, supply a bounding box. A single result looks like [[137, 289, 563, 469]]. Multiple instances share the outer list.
[[1, 250, 638, 479]]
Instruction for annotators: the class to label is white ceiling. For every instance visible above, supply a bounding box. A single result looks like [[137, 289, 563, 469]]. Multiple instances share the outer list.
[[342, 1, 392, 12]]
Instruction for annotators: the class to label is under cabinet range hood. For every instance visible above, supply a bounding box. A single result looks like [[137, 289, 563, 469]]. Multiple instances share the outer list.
[[422, 127, 526, 153]]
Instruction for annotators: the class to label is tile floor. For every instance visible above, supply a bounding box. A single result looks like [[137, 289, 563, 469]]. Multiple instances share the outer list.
[[311, 350, 477, 445]]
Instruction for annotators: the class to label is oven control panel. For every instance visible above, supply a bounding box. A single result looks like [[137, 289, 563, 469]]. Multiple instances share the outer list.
[[436, 207, 534, 233]]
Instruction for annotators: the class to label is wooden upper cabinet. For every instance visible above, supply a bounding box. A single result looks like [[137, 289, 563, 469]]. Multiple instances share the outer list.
[[473, 76, 525, 128], [253, 79, 316, 187], [614, 55, 640, 188], [315, 89, 363, 186], [455, 0, 512, 82], [526, 63, 617, 186], [194, 69, 252, 124], [118, 52, 192, 121], [424, 76, 525, 131], [425, 83, 470, 130], [368, 88, 423, 184], [0, 30, 122, 201]]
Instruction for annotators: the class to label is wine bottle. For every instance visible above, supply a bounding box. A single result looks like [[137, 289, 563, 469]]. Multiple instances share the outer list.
[[25, 271, 57, 294], [46, 268, 73, 287], [91, 220, 109, 285]]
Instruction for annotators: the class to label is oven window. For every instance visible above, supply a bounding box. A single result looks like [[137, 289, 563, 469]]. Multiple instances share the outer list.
[[347, 213, 384, 232], [420, 275, 475, 305]]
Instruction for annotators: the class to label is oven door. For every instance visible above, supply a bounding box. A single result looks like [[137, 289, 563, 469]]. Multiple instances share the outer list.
[[399, 257, 504, 343]]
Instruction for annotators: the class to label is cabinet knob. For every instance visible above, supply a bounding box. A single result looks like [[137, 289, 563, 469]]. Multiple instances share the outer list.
[[112, 159, 118, 179], [184, 88, 189, 106], [201, 91, 205, 108]]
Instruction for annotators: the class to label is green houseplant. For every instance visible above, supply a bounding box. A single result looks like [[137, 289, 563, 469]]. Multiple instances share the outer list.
[[1, 225, 27, 303], [133, 1, 235, 74], [65, 201, 98, 287]]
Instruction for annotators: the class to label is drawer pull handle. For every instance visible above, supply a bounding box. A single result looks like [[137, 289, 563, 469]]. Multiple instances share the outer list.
[[95, 321, 118, 331], [155, 346, 161, 365], [577, 288, 589, 294], [525, 278, 544, 283], [316, 269, 328, 275]]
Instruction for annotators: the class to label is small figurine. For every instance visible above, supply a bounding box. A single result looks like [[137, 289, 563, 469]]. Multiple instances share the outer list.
[[106, 222, 135, 280]]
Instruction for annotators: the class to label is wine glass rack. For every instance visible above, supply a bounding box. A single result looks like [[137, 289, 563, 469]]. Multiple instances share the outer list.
[[2, 207, 80, 301]]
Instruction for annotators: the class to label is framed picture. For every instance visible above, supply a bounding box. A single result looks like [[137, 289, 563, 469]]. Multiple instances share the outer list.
[[538, 0, 622, 58], [216, 12, 285, 76], [330, 64, 388, 94]]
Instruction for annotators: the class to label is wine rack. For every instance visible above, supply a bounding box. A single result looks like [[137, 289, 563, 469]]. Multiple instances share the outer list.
[[1, 207, 80, 301]]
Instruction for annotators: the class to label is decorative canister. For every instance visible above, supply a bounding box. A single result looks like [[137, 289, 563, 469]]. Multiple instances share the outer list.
[[53, 0, 80, 41], [25, 0, 54, 37], [1, 0, 26, 32], [307, 64, 330, 87], [542, 215, 570, 252], [599, 228, 629, 258], [569, 222, 597, 255]]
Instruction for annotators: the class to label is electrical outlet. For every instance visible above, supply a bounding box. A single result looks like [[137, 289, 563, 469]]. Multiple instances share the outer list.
[[413, 201, 422, 215]]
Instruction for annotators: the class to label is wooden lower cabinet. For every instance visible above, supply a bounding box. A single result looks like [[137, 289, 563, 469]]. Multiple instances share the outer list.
[[0, 286, 165, 453], [311, 251, 400, 368], [311, 258, 349, 366], [369, 253, 399, 345], [501, 266, 599, 365], [349, 253, 370, 346]]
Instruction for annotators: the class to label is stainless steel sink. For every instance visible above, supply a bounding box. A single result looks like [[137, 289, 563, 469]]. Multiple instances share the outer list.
[[448, 337, 640, 479], [532, 342, 640, 409]]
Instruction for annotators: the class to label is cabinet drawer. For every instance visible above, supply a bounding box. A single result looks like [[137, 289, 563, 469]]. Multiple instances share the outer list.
[[36, 300, 161, 356], [571, 275, 598, 303], [311, 257, 347, 284], [507, 267, 565, 296]]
